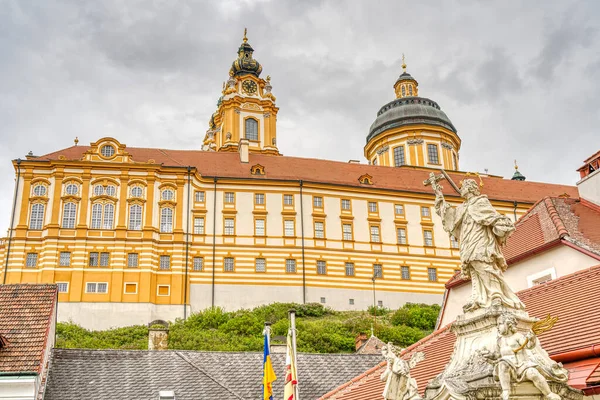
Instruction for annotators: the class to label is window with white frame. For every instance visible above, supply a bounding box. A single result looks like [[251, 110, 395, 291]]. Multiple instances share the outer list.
[[255, 258, 266, 272], [320, 297, 326, 304], [90, 203, 115, 230], [193, 257, 203, 271], [88, 252, 99, 267], [93, 185, 104, 196], [313, 196, 323, 208], [224, 257, 234, 272], [97, 283, 108, 293], [343, 224, 353, 241], [421, 206, 431, 217], [255, 193, 265, 205], [245, 118, 258, 141], [394, 204, 404, 216], [195, 191, 205, 202], [428, 267, 437, 281], [128, 253, 139, 268], [368, 202, 377, 213], [284, 220, 294, 237], [25, 253, 38, 267], [105, 185, 116, 197], [33, 184, 47, 196], [129, 204, 143, 231], [57, 282, 69, 293], [397, 227, 407, 244], [370, 226, 381, 243], [317, 260, 326, 275], [423, 230, 433, 246], [86, 282, 108, 293], [194, 217, 205, 234], [401, 266, 410, 280], [103, 203, 114, 229], [393, 146, 406, 166], [59, 252, 71, 267], [285, 259, 296, 273], [349, 298, 354, 305], [161, 189, 175, 201], [91, 203, 102, 229], [224, 192, 235, 204], [283, 194, 293, 205], [159, 255, 171, 270], [160, 208, 173, 233], [373, 264, 383, 278], [99, 252, 110, 267], [255, 219, 265, 236], [345, 262, 355, 276], [100, 145, 115, 157], [29, 203, 45, 230], [427, 144, 439, 164], [314, 221, 324, 239], [224, 218, 235, 235], [62, 202, 77, 229], [130, 186, 143, 198], [65, 184, 78, 195], [341, 199, 351, 210]]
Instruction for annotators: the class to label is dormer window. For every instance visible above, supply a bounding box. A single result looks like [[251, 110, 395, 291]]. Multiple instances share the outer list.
[[251, 164, 265, 175], [33, 184, 47, 196], [358, 174, 373, 185], [100, 145, 115, 158]]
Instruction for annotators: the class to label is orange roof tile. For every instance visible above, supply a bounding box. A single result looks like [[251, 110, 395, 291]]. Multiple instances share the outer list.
[[323, 264, 600, 399], [32, 144, 578, 204], [0, 284, 57, 373]]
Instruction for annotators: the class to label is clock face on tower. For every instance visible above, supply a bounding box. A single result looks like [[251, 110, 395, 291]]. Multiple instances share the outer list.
[[242, 79, 257, 95]]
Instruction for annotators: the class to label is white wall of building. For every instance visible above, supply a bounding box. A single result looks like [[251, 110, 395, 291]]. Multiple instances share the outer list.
[[578, 167, 600, 206], [0, 376, 38, 400]]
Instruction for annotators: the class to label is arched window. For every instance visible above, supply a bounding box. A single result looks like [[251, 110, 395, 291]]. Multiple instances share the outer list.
[[245, 118, 258, 141], [29, 203, 45, 230], [62, 203, 77, 229], [65, 184, 78, 195], [33, 185, 47, 197], [91, 204, 103, 229], [161, 189, 174, 201], [130, 186, 143, 198], [91, 203, 115, 230], [160, 208, 173, 233], [106, 185, 117, 197], [103, 203, 115, 229], [401, 86, 406, 97], [93, 186, 104, 196], [409, 86, 413, 96], [129, 204, 142, 231]]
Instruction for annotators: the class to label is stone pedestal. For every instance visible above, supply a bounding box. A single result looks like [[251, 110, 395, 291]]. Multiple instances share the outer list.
[[424, 307, 582, 400]]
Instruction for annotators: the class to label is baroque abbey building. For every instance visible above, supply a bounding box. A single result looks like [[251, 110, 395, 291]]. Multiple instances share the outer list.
[[0, 33, 577, 329]]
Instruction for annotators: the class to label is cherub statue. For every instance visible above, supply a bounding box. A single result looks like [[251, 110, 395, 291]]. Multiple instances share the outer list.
[[381, 343, 424, 400], [481, 313, 567, 400]]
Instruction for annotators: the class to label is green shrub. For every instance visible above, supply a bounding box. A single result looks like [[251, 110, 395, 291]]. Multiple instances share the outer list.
[[390, 303, 440, 330]]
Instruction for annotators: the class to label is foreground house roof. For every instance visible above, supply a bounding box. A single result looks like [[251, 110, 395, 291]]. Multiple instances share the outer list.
[[321, 264, 600, 399], [30, 143, 578, 204], [446, 196, 600, 289], [0, 284, 57, 373], [45, 350, 381, 400]]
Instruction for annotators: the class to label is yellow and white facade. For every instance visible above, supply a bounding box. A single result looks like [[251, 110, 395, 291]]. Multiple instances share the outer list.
[[0, 34, 566, 329]]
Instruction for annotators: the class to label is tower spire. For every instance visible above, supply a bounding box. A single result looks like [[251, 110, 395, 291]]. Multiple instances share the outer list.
[[402, 53, 407, 72], [243, 28, 248, 43]]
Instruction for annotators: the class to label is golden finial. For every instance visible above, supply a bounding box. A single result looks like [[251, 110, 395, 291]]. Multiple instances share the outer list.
[[402, 53, 407, 72], [74, 137, 79, 146], [266, 75, 271, 82], [243, 28, 248, 43], [514, 159, 519, 170]]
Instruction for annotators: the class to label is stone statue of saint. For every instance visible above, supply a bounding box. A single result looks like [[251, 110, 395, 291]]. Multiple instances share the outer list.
[[481, 313, 567, 400], [429, 175, 524, 312], [381, 343, 424, 400]]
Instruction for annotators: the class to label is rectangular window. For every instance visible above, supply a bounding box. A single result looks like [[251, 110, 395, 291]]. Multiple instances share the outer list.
[[283, 194, 294, 205], [255, 193, 265, 205], [99, 252, 110, 267], [159, 255, 171, 270], [394, 146, 406, 167], [320, 297, 326, 304], [62, 203, 77, 229], [195, 191, 205, 202], [160, 208, 173, 233], [421, 206, 431, 217], [427, 144, 439, 164], [102, 204, 114, 230], [59, 252, 71, 267], [341, 199, 351, 210], [255, 219, 265, 236], [91, 204, 102, 229], [224, 257, 234, 272], [285, 259, 296, 273], [450, 235, 459, 249], [345, 262, 355, 276], [86, 282, 96, 293], [317, 260, 326, 275], [428, 267, 438, 281], [397, 228, 407, 244], [194, 217, 205, 234], [284, 220, 294, 237], [368, 202, 378, 213], [29, 203, 45, 230], [124, 283, 137, 294], [128, 204, 142, 231], [193, 257, 203, 271], [57, 282, 69, 293], [394, 204, 404, 216], [86, 282, 108, 293], [378, 300, 383, 307], [370, 226, 381, 243], [373, 264, 383, 278], [255, 258, 266, 272], [314, 221, 324, 239], [401, 266, 411, 280], [349, 298, 354, 305], [313, 196, 323, 208], [245, 118, 258, 141], [88, 252, 99, 267], [224, 218, 235, 235], [224, 192, 235, 204], [424, 230, 434, 246], [157, 285, 170, 296], [25, 253, 38, 267], [343, 224, 353, 241], [128, 253, 139, 268]]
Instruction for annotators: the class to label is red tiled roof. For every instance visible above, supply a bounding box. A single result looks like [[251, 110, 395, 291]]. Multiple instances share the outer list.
[[0, 284, 57, 373], [33, 144, 578, 204], [322, 265, 600, 399], [446, 196, 600, 288]]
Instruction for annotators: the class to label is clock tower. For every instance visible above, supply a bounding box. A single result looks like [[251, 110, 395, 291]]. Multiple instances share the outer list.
[[202, 30, 280, 155]]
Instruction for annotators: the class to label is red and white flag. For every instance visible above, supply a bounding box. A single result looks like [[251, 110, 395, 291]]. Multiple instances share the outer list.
[[283, 330, 298, 400]]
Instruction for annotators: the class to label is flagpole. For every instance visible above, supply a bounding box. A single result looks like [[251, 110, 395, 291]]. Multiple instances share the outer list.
[[289, 309, 299, 400], [264, 321, 272, 349]]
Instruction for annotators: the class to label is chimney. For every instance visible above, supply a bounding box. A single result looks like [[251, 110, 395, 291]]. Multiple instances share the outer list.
[[148, 321, 169, 351], [239, 138, 249, 163], [355, 332, 368, 351], [577, 150, 600, 206]]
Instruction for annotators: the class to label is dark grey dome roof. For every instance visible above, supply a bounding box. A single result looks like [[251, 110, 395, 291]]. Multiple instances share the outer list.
[[367, 96, 457, 143], [395, 71, 416, 84]]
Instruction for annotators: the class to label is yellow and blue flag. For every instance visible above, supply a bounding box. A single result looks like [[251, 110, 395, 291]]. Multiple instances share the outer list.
[[263, 331, 277, 400]]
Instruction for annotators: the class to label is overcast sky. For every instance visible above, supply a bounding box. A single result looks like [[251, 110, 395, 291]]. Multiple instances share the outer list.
[[1, 0, 599, 232]]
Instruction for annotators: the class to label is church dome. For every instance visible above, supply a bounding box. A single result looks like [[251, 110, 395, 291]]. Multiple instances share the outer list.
[[367, 96, 457, 143], [229, 30, 262, 78]]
